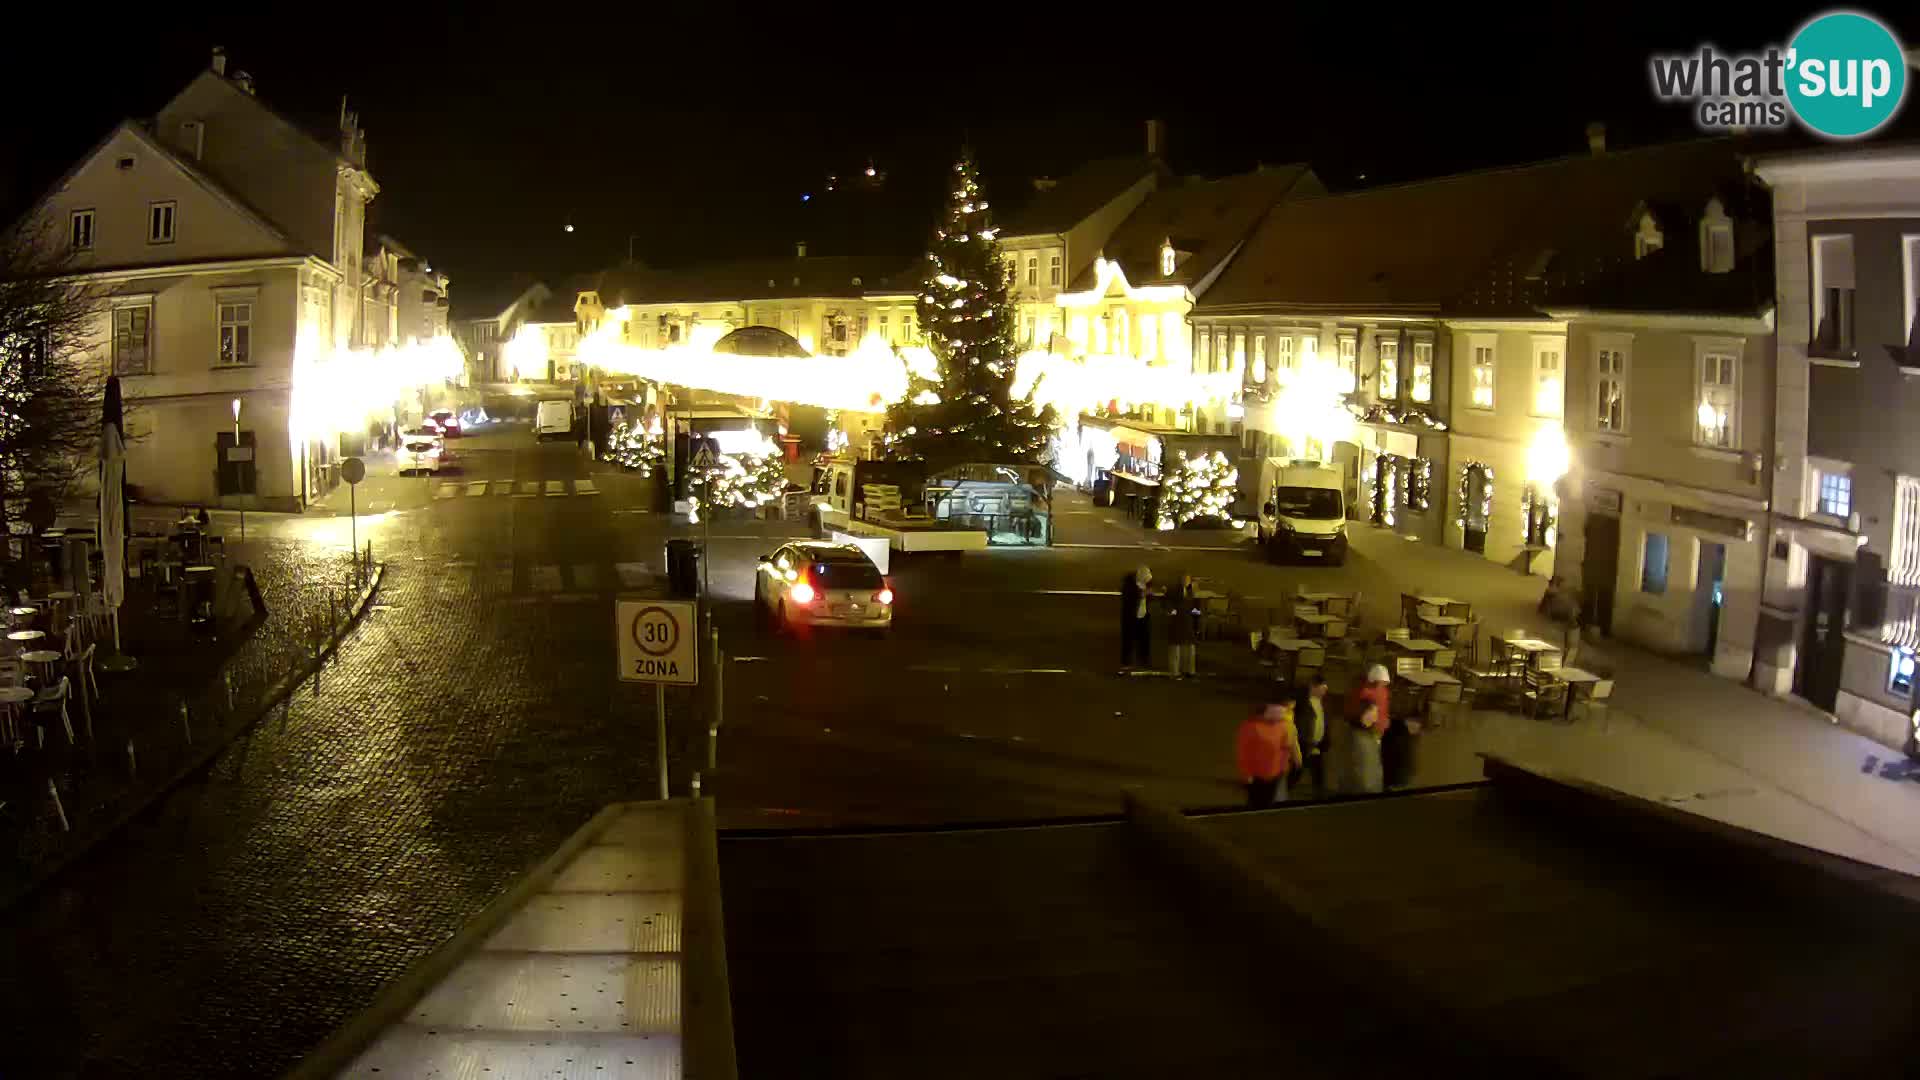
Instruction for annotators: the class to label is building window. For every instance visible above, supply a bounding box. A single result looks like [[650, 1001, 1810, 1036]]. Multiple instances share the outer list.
[[1276, 334, 1296, 375], [1705, 223, 1734, 273], [1139, 314, 1158, 359], [1811, 234, 1854, 356], [1049, 254, 1061, 286], [1469, 335, 1496, 409], [1252, 336, 1267, 385], [1596, 339, 1629, 433], [1633, 211, 1664, 259], [1641, 532, 1670, 594], [1891, 648, 1916, 696], [148, 200, 176, 244], [1336, 333, 1357, 392], [217, 302, 252, 366], [112, 306, 152, 375], [1695, 347, 1739, 448], [1215, 330, 1230, 372], [1377, 338, 1399, 400], [69, 209, 95, 251], [1531, 337, 1563, 418], [1231, 330, 1245, 373], [1300, 334, 1318, 370], [1025, 256, 1038, 287], [1410, 340, 1433, 403], [1904, 235, 1920, 353], [1893, 476, 1920, 587], [1160, 243, 1176, 277], [1195, 329, 1210, 371], [1817, 470, 1852, 519]]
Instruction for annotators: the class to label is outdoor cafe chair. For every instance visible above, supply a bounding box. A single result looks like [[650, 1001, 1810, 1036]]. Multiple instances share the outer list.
[[1323, 595, 1352, 618], [1574, 678, 1615, 729], [71, 643, 99, 705], [1385, 627, 1410, 643], [1294, 646, 1325, 686], [1426, 679, 1465, 728], [33, 675, 73, 746], [1394, 655, 1425, 676], [1522, 669, 1568, 721], [0, 658, 21, 688], [1430, 647, 1455, 670]]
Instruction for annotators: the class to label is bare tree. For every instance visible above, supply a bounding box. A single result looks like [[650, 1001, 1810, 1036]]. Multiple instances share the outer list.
[[0, 220, 109, 553]]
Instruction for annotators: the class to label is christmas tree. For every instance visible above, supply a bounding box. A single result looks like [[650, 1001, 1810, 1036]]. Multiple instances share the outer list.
[[886, 153, 1058, 468], [1156, 451, 1238, 530]]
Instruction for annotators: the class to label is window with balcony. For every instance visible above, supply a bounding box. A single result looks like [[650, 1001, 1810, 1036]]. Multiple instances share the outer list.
[[1531, 337, 1563, 418], [112, 305, 152, 375], [1469, 335, 1496, 409], [1811, 234, 1854, 358], [1410, 339, 1433, 403], [1695, 346, 1739, 449], [1596, 338, 1629, 433], [1376, 338, 1399, 400], [69, 209, 94, 251]]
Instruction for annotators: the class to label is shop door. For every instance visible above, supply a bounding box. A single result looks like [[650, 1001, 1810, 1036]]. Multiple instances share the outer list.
[[1463, 465, 1490, 554], [1796, 556, 1851, 711], [1582, 512, 1620, 633], [1695, 541, 1727, 657]]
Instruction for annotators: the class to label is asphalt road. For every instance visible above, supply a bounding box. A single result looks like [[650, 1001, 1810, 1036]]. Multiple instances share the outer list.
[[0, 421, 1541, 1077]]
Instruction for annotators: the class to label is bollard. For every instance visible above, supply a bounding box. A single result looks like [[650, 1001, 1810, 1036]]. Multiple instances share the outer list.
[[180, 699, 192, 745], [48, 779, 68, 832], [126, 739, 137, 777]]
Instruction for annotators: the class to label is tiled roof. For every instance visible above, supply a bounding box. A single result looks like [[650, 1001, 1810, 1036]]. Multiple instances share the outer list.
[[1200, 139, 1762, 317], [587, 254, 921, 306], [998, 155, 1164, 237], [1066, 165, 1317, 294]]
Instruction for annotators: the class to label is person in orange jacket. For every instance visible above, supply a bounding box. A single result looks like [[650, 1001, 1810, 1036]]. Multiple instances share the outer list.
[[1236, 702, 1302, 807]]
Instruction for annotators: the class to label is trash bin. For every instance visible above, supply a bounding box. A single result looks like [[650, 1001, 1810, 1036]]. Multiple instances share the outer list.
[[665, 538, 701, 598]]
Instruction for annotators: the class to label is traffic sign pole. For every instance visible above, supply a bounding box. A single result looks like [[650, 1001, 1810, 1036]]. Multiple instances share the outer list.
[[656, 683, 669, 800]]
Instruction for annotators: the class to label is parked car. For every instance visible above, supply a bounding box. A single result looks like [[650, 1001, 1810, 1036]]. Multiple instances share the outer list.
[[428, 408, 463, 438], [754, 541, 893, 636]]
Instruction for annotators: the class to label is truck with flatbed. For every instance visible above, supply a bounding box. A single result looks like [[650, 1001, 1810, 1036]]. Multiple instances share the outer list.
[[809, 457, 1051, 554]]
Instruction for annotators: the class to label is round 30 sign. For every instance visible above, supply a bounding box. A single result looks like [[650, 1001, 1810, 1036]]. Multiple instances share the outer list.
[[616, 599, 697, 684]]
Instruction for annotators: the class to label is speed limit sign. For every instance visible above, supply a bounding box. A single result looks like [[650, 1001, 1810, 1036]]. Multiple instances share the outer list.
[[616, 599, 698, 685]]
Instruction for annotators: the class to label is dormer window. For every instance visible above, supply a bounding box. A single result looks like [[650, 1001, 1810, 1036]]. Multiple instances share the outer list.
[[1160, 241, 1177, 277], [1633, 210, 1664, 259], [1700, 198, 1734, 274]]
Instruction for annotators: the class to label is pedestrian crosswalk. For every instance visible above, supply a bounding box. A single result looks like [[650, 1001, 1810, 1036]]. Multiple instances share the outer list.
[[433, 478, 609, 501], [433, 558, 659, 602]]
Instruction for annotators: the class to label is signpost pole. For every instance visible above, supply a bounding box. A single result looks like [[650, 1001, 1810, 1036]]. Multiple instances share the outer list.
[[350, 482, 358, 583], [655, 683, 669, 800]]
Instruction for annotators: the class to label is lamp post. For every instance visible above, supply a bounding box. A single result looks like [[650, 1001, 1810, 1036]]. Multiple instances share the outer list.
[[231, 398, 245, 543]]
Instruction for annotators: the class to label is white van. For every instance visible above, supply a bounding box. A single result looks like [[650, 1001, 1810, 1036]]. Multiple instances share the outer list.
[[1253, 458, 1349, 565], [535, 399, 573, 441]]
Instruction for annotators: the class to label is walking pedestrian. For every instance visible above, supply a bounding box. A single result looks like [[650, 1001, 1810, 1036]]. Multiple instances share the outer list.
[[1292, 674, 1331, 798], [1381, 701, 1420, 791], [1165, 572, 1198, 679], [1237, 702, 1301, 808], [1120, 565, 1153, 669], [1344, 664, 1392, 793]]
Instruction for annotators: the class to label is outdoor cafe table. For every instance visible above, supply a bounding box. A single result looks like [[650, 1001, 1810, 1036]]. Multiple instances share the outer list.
[[1556, 666, 1602, 718], [1298, 590, 1348, 606], [1388, 637, 1444, 660], [1294, 611, 1336, 634], [0, 684, 30, 745], [1417, 613, 1468, 641], [1416, 595, 1463, 608], [6, 629, 45, 647], [1502, 637, 1562, 667], [1394, 667, 1460, 688], [19, 649, 61, 684]]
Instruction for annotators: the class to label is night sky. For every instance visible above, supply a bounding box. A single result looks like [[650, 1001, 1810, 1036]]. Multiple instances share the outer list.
[[6, 5, 1917, 311]]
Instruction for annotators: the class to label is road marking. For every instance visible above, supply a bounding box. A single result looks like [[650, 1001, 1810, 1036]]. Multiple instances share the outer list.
[[907, 665, 1072, 674], [465, 481, 489, 497], [613, 508, 650, 516], [615, 562, 650, 588], [492, 480, 514, 496], [514, 481, 538, 498], [1030, 589, 1121, 596], [530, 564, 562, 592], [545, 480, 566, 496], [577, 478, 599, 495], [434, 483, 460, 500], [1053, 541, 1250, 552]]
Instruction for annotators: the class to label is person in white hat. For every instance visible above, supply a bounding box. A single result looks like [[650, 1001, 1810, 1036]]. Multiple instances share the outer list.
[[1343, 663, 1392, 793], [1119, 565, 1154, 669]]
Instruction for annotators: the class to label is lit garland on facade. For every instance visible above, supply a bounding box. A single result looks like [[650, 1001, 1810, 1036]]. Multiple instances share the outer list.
[[1455, 461, 1494, 531], [1155, 450, 1238, 530], [1408, 456, 1433, 512], [1370, 454, 1398, 527]]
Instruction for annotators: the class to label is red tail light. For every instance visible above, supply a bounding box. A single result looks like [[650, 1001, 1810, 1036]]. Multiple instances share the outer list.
[[789, 581, 816, 605], [874, 588, 894, 606]]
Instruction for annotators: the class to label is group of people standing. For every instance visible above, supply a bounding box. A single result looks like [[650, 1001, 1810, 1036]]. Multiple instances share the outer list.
[[1235, 664, 1420, 807], [1119, 566, 1201, 678]]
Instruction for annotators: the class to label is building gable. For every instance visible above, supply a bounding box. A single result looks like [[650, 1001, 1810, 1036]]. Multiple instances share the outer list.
[[27, 122, 292, 271]]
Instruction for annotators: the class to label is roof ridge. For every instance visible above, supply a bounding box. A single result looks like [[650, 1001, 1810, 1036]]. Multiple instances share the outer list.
[[1299, 136, 1746, 204]]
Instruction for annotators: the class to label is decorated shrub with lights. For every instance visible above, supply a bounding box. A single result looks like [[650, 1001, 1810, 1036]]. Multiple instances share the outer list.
[[886, 153, 1057, 468], [1156, 450, 1238, 530]]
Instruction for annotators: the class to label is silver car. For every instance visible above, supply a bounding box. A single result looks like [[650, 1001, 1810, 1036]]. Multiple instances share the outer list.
[[754, 542, 893, 635]]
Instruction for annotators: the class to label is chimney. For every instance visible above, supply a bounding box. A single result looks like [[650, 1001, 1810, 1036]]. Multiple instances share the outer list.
[[211, 47, 227, 76], [234, 71, 255, 96], [796, 241, 807, 258], [1146, 118, 1166, 158], [1586, 122, 1607, 155]]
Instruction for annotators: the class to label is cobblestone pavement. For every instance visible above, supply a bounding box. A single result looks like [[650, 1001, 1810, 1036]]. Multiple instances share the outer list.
[[0, 536, 370, 902], [5, 429, 1916, 1077]]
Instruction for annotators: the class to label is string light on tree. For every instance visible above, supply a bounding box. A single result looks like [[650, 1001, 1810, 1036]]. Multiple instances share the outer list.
[[1156, 450, 1238, 530], [885, 152, 1058, 469]]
